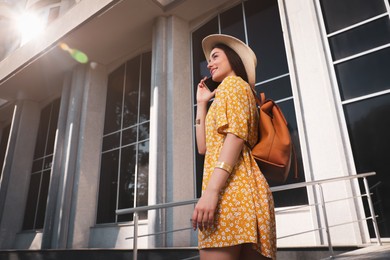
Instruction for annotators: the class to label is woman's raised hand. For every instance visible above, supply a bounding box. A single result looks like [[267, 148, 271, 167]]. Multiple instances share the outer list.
[[197, 77, 216, 104]]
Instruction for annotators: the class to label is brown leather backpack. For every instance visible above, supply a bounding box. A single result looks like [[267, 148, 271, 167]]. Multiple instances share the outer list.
[[250, 91, 297, 185]]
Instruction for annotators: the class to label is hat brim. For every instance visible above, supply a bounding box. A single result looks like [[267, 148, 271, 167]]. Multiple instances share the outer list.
[[202, 34, 257, 86]]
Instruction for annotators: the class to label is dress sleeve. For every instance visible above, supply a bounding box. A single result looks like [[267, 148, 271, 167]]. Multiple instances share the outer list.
[[215, 77, 251, 141]]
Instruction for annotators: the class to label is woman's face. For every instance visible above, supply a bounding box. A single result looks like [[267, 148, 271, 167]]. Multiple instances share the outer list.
[[207, 47, 236, 82]]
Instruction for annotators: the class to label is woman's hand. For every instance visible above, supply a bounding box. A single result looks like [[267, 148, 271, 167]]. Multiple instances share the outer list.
[[197, 77, 216, 104], [192, 189, 219, 231]]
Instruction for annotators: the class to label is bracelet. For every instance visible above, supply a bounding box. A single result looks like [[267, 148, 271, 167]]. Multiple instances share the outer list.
[[215, 161, 233, 174], [195, 119, 201, 125]]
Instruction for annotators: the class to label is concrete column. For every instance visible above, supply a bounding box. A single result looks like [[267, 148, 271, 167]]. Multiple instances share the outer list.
[[149, 15, 195, 247], [279, 0, 369, 245], [0, 100, 40, 249], [68, 63, 107, 248], [41, 64, 88, 248], [149, 16, 169, 248]]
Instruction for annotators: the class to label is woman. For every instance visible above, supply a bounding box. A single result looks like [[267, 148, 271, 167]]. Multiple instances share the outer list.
[[192, 34, 276, 260]]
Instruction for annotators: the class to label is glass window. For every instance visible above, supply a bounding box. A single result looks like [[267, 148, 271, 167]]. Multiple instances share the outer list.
[[320, 0, 390, 237], [220, 4, 246, 42], [23, 98, 60, 230], [344, 94, 390, 236], [335, 47, 390, 100], [192, 0, 307, 207], [320, 0, 387, 33], [329, 17, 390, 60], [97, 52, 151, 224], [245, 0, 289, 82], [0, 124, 10, 179]]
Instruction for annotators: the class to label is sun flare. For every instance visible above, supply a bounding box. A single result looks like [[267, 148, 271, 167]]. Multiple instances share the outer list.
[[16, 12, 46, 44]]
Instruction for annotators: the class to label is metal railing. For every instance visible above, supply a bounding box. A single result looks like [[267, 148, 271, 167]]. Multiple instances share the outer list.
[[116, 172, 381, 259]]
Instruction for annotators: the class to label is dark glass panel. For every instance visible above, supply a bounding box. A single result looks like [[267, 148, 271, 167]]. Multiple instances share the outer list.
[[139, 52, 151, 123], [192, 17, 219, 103], [34, 104, 51, 159], [137, 141, 149, 219], [245, 0, 289, 82], [43, 155, 52, 170], [320, 0, 386, 33], [255, 76, 292, 101], [96, 150, 119, 224], [335, 48, 390, 100], [35, 170, 51, 229], [122, 126, 137, 146], [195, 141, 205, 198], [104, 65, 125, 135], [32, 159, 43, 173], [102, 132, 120, 152], [138, 121, 149, 141], [272, 100, 308, 207], [118, 145, 136, 222], [220, 4, 246, 42], [344, 94, 390, 236], [330, 18, 390, 60], [0, 124, 10, 178], [46, 98, 60, 155], [123, 56, 141, 128], [22, 173, 40, 230]]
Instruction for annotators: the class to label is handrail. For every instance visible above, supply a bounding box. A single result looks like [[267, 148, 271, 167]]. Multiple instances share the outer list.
[[116, 172, 381, 260]]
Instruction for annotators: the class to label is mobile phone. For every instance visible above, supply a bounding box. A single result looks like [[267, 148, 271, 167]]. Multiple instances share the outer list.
[[203, 77, 220, 92]]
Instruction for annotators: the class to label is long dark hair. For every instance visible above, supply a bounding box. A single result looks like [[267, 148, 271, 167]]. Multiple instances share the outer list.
[[212, 43, 248, 83]]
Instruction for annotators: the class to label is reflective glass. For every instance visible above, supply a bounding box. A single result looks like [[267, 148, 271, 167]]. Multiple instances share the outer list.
[[0, 124, 10, 179], [220, 4, 246, 42], [46, 98, 60, 155], [137, 141, 149, 219], [118, 145, 136, 222], [31, 158, 43, 173], [97, 150, 119, 224], [22, 173, 40, 230], [335, 47, 390, 100], [138, 121, 150, 141], [192, 17, 219, 103], [330, 18, 390, 60], [102, 132, 120, 151], [344, 94, 390, 236], [104, 65, 125, 135], [35, 170, 50, 229], [122, 126, 137, 146], [43, 155, 52, 170], [245, 0, 289, 82], [34, 104, 51, 159], [255, 76, 292, 101], [320, 0, 386, 33], [140, 52, 152, 123], [123, 56, 140, 128]]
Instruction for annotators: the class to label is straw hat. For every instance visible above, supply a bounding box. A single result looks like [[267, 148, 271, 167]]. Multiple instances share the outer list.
[[202, 34, 257, 87]]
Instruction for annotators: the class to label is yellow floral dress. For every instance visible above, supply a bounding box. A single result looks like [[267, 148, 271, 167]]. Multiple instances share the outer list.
[[199, 76, 277, 259]]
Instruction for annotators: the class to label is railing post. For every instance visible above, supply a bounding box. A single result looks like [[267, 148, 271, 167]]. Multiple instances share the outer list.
[[133, 212, 139, 260], [317, 184, 334, 257], [363, 177, 382, 245]]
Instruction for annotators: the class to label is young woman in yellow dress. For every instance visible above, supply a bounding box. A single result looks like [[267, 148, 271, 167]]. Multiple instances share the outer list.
[[192, 34, 277, 260]]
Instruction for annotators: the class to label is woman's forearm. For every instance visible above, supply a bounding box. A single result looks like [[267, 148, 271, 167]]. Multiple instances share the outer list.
[[195, 102, 208, 154], [204, 133, 244, 193]]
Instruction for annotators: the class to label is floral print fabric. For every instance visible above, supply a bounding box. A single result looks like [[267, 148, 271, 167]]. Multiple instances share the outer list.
[[198, 76, 277, 259]]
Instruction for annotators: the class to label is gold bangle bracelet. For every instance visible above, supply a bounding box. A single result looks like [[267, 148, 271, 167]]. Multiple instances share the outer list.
[[215, 161, 233, 174]]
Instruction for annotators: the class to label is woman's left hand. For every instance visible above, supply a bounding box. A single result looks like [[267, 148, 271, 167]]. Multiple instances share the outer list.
[[192, 189, 219, 231]]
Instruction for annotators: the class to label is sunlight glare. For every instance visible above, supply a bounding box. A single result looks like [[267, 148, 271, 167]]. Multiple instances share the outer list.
[[16, 12, 46, 45]]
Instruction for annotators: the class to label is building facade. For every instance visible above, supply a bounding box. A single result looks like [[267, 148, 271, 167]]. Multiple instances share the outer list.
[[0, 0, 389, 250]]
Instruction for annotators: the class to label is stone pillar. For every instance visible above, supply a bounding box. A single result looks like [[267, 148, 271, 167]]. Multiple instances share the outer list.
[[149, 15, 195, 247], [0, 100, 40, 248], [279, 0, 369, 245], [41, 63, 106, 249]]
